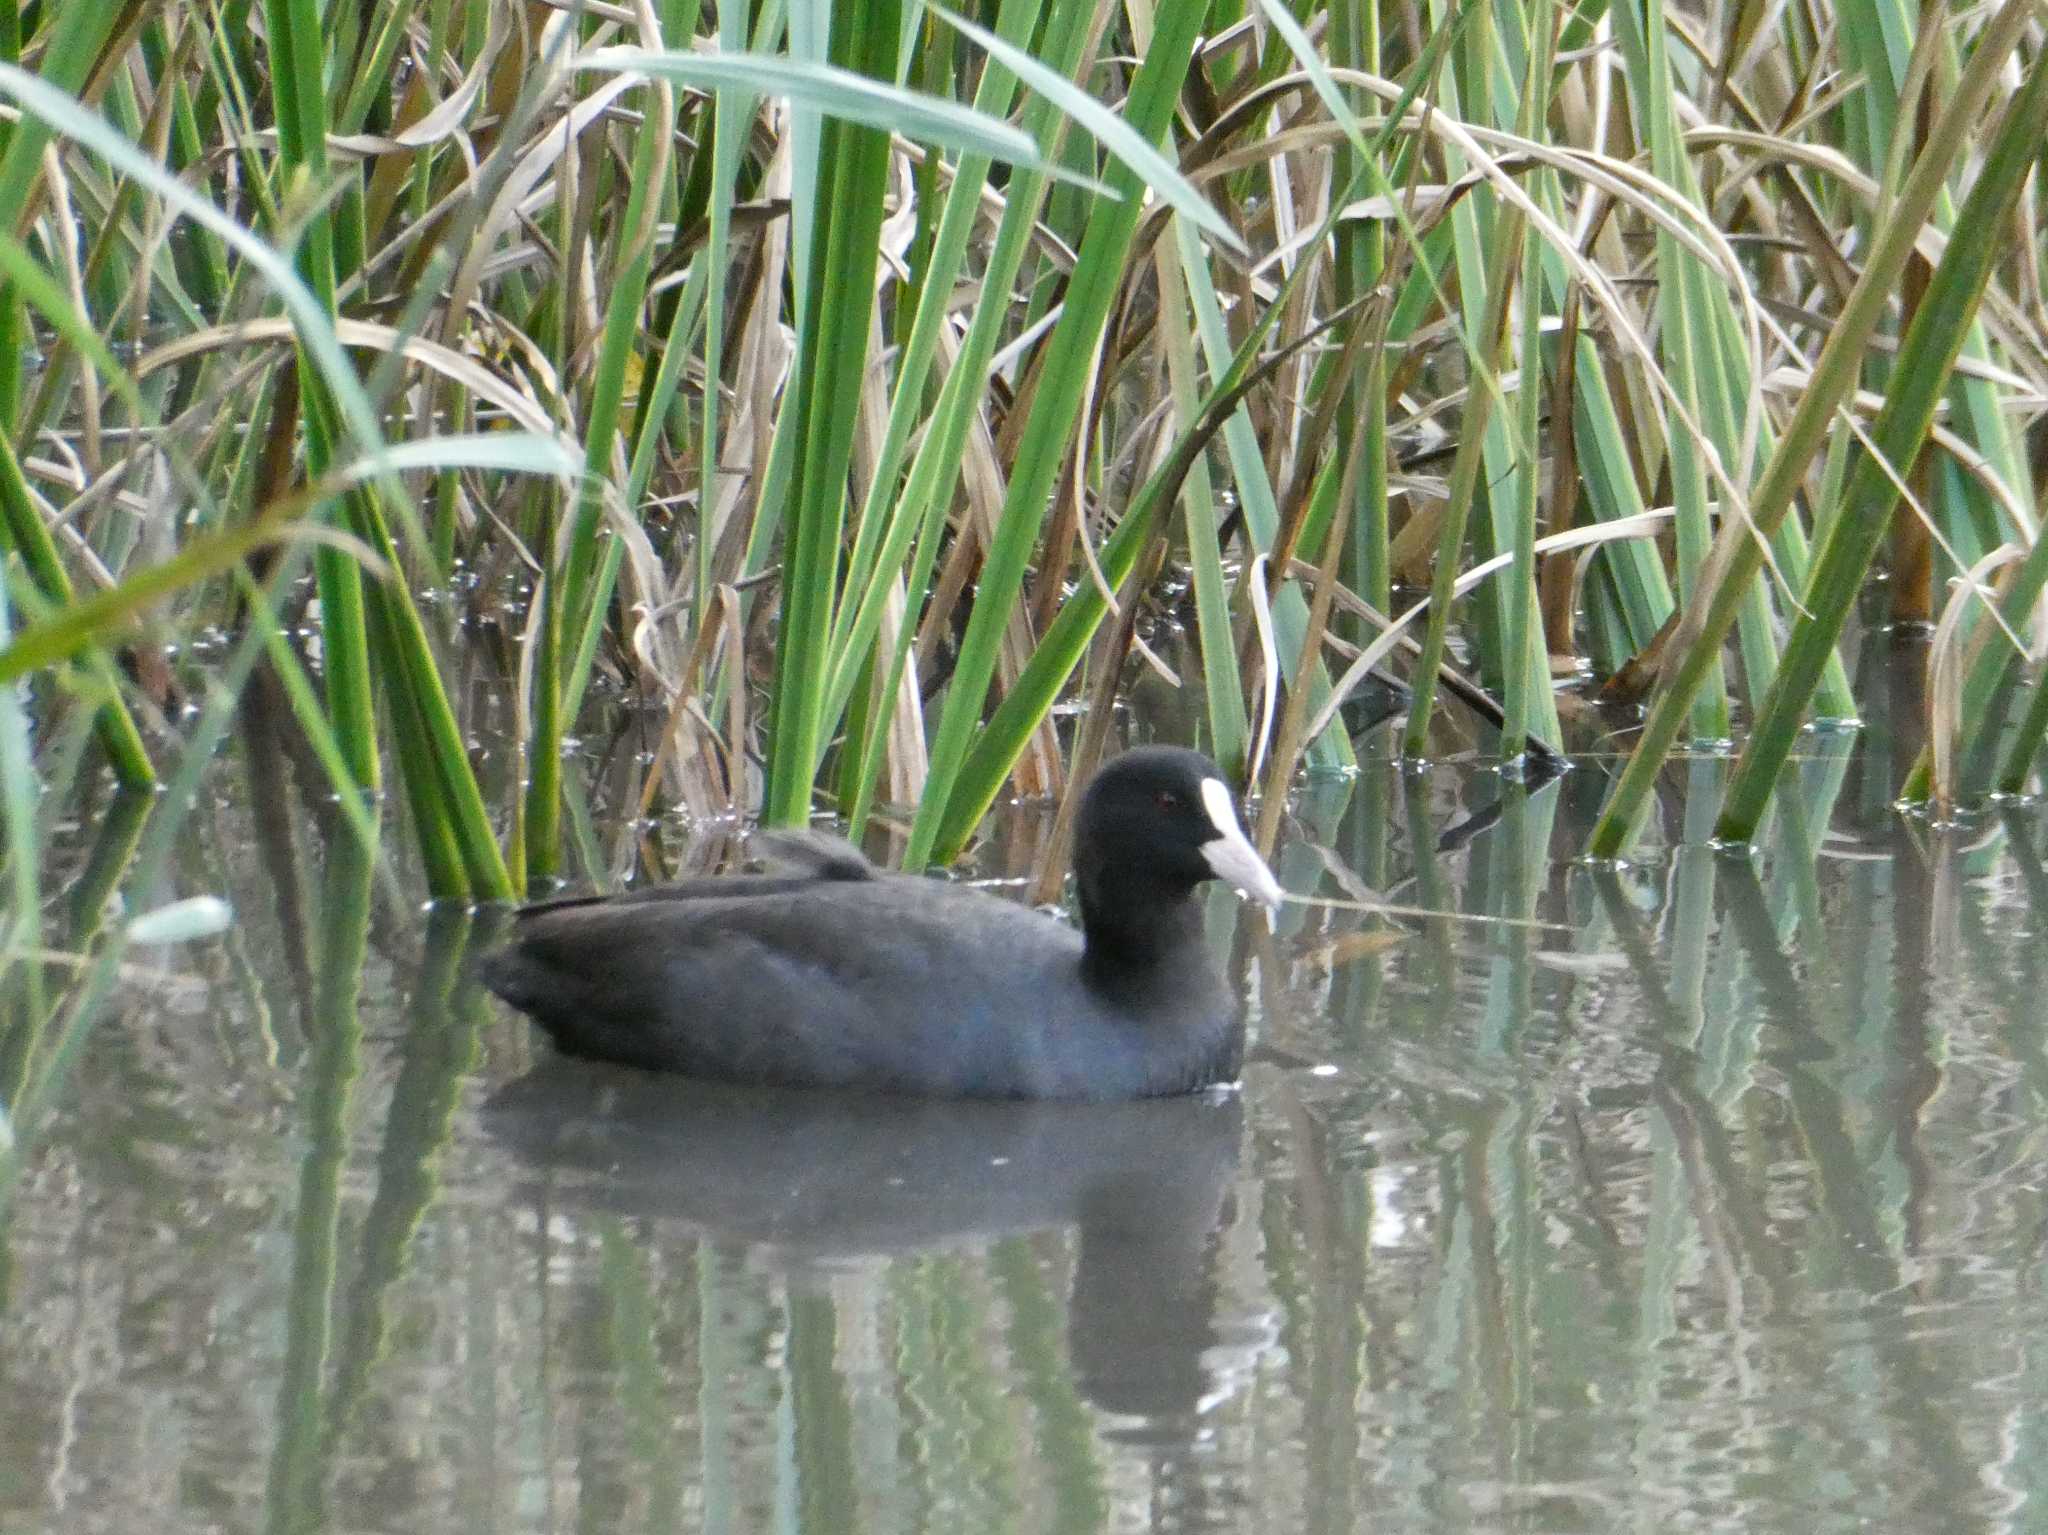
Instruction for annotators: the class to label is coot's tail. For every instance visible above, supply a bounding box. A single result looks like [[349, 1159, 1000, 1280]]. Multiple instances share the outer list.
[[475, 945, 533, 1012], [475, 945, 586, 1046], [477, 941, 668, 1068]]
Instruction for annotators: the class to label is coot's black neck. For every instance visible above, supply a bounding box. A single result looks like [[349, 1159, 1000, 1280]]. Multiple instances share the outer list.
[[1076, 864, 1210, 988]]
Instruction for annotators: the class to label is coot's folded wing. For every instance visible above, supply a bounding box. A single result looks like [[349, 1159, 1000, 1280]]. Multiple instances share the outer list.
[[480, 881, 1091, 1096]]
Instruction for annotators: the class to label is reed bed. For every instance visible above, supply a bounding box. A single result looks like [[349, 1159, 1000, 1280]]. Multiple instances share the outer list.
[[0, 0, 2043, 913]]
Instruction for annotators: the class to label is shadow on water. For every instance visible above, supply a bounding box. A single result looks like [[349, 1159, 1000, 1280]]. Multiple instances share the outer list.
[[13, 638, 2048, 1532]]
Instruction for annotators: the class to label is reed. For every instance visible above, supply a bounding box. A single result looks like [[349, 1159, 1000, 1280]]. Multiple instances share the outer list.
[[0, 0, 2038, 922]]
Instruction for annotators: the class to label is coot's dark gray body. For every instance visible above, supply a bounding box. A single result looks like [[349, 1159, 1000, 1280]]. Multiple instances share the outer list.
[[479, 747, 1285, 1100]]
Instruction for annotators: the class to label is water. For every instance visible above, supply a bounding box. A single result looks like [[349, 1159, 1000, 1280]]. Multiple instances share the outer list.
[[8, 728, 2048, 1533]]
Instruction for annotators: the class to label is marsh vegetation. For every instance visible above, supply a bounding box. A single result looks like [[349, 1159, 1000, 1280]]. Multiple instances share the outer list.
[[4, 2, 2048, 1526], [0, 0, 2043, 896]]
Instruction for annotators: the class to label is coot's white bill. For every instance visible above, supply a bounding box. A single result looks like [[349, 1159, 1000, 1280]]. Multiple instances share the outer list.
[[1197, 777, 1285, 918]]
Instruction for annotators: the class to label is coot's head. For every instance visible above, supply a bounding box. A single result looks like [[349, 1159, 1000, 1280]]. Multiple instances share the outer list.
[[1075, 748, 1284, 929]]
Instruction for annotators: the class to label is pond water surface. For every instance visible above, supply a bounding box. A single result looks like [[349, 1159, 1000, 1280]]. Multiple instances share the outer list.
[[8, 714, 2048, 1534]]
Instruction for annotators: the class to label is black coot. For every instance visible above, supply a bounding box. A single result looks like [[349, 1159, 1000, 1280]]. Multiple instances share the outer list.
[[479, 746, 1284, 1099]]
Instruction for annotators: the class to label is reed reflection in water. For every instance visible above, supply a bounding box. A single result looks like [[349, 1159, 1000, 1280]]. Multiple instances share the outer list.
[[6, 711, 2048, 1533]]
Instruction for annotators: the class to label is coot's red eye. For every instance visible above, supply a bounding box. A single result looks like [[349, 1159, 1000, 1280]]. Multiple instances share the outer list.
[[1155, 790, 1180, 811]]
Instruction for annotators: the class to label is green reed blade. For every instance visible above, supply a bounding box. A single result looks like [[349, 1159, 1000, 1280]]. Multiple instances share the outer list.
[[906, 0, 1209, 866], [0, 408, 152, 786], [929, 302, 1350, 861], [1717, 45, 2048, 840], [761, 0, 903, 824], [526, 68, 674, 877], [827, 0, 1103, 825], [1404, 202, 1523, 755], [1159, 218, 1248, 775], [1587, 0, 2039, 857], [583, 46, 1053, 181], [822, 0, 1044, 703]]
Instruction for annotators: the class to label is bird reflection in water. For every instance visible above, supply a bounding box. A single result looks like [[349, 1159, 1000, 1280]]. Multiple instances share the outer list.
[[483, 1058, 1265, 1480]]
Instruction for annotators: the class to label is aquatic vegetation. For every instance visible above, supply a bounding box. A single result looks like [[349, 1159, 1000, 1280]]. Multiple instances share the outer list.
[[2, 6, 2047, 1517], [0, 0, 2041, 908]]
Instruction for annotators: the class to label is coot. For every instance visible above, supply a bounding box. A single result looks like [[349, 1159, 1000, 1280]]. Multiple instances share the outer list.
[[479, 746, 1284, 1099]]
